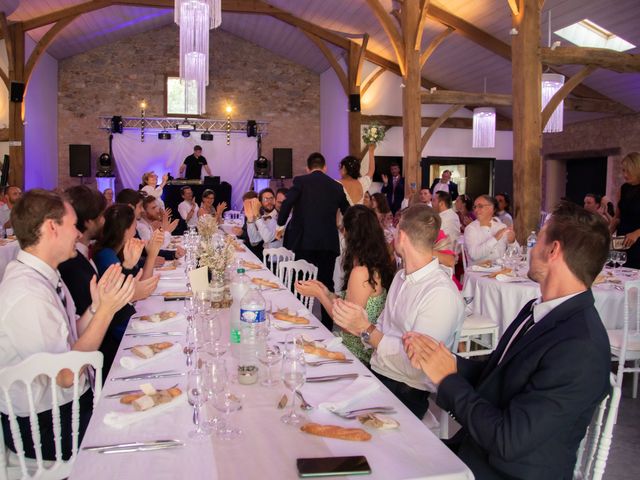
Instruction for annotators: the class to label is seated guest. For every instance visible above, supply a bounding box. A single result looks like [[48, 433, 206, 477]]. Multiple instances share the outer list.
[[103, 187, 114, 207], [178, 186, 199, 229], [435, 191, 461, 245], [584, 193, 613, 226], [138, 195, 178, 249], [247, 188, 281, 249], [465, 194, 518, 264], [401, 187, 432, 210], [296, 205, 396, 365], [0, 185, 22, 230], [275, 187, 288, 212], [0, 189, 134, 460], [430, 169, 459, 200], [371, 192, 395, 244], [141, 171, 168, 209], [363, 191, 372, 208], [455, 194, 475, 232], [231, 191, 264, 259], [495, 192, 513, 227], [198, 188, 226, 223], [331, 204, 464, 418], [403, 202, 611, 479]]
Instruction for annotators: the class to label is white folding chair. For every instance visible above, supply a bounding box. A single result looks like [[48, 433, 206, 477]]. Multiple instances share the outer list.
[[457, 314, 500, 358], [278, 260, 318, 310], [573, 374, 621, 480], [262, 247, 295, 277], [0, 351, 103, 480], [607, 279, 640, 398]]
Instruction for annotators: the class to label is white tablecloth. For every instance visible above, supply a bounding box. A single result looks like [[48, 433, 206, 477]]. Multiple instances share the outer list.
[[0, 239, 19, 281], [462, 269, 634, 335], [70, 245, 473, 480]]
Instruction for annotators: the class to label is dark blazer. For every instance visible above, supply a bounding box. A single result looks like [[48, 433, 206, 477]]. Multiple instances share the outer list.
[[430, 178, 459, 200], [59, 250, 98, 316], [277, 170, 349, 255], [381, 175, 405, 214], [437, 290, 610, 480]]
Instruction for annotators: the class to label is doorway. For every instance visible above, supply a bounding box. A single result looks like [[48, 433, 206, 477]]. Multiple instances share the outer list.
[[565, 156, 607, 205]]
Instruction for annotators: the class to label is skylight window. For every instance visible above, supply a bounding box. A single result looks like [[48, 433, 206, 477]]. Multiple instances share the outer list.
[[554, 19, 635, 52]]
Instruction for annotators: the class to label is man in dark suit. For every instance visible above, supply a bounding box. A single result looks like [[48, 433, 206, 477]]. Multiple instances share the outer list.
[[381, 162, 404, 215], [430, 169, 459, 201], [277, 152, 349, 329], [403, 202, 611, 480]]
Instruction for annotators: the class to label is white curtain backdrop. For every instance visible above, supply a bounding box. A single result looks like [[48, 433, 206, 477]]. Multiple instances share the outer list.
[[112, 130, 257, 209]]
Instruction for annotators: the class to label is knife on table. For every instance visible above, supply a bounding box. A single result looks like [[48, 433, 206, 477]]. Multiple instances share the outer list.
[[111, 371, 185, 381], [306, 373, 360, 383]]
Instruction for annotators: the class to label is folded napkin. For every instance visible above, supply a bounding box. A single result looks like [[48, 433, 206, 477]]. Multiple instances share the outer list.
[[322, 336, 343, 350], [318, 376, 380, 413], [470, 264, 502, 273], [103, 394, 186, 429], [130, 313, 186, 332], [158, 278, 188, 290], [158, 268, 185, 279], [119, 343, 182, 370], [495, 274, 529, 283]]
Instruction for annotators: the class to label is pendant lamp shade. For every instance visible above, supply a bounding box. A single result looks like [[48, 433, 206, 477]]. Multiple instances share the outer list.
[[472, 107, 496, 148], [541, 73, 565, 133]]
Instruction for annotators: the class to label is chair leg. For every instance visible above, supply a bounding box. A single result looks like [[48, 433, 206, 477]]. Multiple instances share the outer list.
[[633, 360, 639, 399]]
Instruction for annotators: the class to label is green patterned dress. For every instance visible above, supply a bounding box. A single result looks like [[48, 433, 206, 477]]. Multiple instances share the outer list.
[[335, 290, 387, 365]]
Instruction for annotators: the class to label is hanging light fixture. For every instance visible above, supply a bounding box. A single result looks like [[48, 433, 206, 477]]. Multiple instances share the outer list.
[[472, 107, 496, 148], [174, 0, 222, 114], [541, 73, 565, 132]]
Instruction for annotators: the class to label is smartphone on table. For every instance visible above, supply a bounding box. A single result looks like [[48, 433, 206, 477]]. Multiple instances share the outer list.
[[297, 456, 371, 477]]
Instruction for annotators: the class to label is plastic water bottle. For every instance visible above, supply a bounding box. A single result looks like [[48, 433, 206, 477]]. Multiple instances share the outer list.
[[526, 231, 537, 258], [229, 268, 250, 355], [238, 287, 267, 367]]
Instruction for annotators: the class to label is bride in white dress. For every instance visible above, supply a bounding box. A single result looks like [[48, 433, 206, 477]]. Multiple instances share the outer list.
[[338, 144, 375, 206]]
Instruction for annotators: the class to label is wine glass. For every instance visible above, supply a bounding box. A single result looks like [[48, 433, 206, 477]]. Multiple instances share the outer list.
[[212, 390, 243, 440], [185, 322, 200, 368], [204, 359, 228, 429], [202, 313, 229, 359], [280, 347, 307, 425], [257, 344, 281, 387], [187, 368, 211, 439], [617, 251, 627, 272]]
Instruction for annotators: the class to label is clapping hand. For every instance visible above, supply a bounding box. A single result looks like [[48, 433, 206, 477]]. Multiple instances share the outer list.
[[332, 298, 370, 336], [123, 237, 145, 269], [145, 229, 164, 257], [162, 208, 179, 233], [132, 271, 160, 301], [252, 198, 261, 218], [295, 279, 329, 299], [89, 264, 136, 315], [402, 332, 457, 385], [215, 201, 227, 218]]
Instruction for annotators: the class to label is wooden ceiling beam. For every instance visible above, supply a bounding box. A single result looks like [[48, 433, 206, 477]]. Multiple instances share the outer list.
[[564, 96, 632, 115], [541, 47, 640, 74], [365, 0, 406, 75], [414, 0, 432, 51], [422, 90, 513, 107], [22, 0, 111, 31], [361, 67, 385, 96], [420, 26, 453, 68], [420, 104, 462, 151], [362, 114, 512, 131], [301, 30, 348, 96]]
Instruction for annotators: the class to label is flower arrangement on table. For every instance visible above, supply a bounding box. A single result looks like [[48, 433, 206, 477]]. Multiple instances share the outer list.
[[198, 234, 236, 284], [362, 123, 386, 145], [197, 214, 219, 242]]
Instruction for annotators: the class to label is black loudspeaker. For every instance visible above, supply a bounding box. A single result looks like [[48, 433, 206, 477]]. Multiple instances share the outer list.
[[246, 120, 257, 137], [273, 148, 293, 179], [110, 116, 123, 134], [69, 144, 92, 177], [10, 82, 24, 103], [349, 94, 361, 112]]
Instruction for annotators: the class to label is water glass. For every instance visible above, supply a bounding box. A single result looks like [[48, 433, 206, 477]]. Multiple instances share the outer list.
[[257, 344, 281, 387], [203, 359, 228, 428], [187, 368, 211, 439], [617, 251, 627, 270], [212, 390, 243, 440], [280, 347, 307, 425]]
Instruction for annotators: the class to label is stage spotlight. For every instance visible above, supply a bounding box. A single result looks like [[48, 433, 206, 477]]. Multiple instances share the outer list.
[[158, 131, 171, 140], [246, 120, 257, 137], [181, 130, 191, 138], [254, 155, 270, 178], [201, 130, 214, 141], [97, 153, 113, 176]]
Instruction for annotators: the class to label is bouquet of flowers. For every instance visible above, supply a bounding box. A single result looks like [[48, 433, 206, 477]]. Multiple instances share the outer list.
[[362, 123, 386, 145], [197, 214, 218, 242], [198, 234, 236, 283]]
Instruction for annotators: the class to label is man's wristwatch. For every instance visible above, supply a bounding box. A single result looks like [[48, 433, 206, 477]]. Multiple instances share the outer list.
[[360, 324, 376, 347]]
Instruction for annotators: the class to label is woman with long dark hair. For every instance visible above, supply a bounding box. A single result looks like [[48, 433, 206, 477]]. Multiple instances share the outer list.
[[296, 205, 395, 364], [338, 145, 375, 206]]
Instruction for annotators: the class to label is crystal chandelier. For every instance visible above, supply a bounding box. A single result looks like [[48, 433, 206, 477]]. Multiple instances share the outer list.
[[541, 73, 565, 133], [175, 0, 222, 114], [472, 107, 496, 148]]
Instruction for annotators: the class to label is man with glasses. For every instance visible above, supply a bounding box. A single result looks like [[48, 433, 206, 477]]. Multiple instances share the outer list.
[[247, 188, 281, 249], [464, 194, 517, 264]]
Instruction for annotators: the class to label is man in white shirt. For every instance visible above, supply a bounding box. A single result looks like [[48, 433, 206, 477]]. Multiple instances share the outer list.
[[332, 204, 464, 418], [403, 202, 611, 479], [0, 185, 22, 230], [247, 188, 281, 249], [138, 195, 178, 249], [0, 189, 134, 460], [178, 186, 199, 229], [435, 191, 461, 244], [430, 169, 459, 200], [400, 187, 432, 210]]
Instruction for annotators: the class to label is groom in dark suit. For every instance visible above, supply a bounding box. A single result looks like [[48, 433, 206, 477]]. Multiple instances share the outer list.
[[277, 152, 349, 329], [404, 202, 611, 480]]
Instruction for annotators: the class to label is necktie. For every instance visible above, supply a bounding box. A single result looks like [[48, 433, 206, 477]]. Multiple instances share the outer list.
[[56, 280, 68, 310], [498, 305, 536, 364]]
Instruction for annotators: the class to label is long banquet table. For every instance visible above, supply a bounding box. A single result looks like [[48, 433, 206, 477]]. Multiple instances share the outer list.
[[0, 238, 19, 281], [70, 242, 473, 480], [462, 267, 637, 334]]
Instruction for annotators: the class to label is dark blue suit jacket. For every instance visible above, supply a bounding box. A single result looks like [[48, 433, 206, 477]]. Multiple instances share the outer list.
[[438, 290, 610, 479], [381, 175, 404, 214], [430, 178, 459, 200]]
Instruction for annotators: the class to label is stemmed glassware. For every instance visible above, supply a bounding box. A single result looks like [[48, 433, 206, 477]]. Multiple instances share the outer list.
[[203, 359, 228, 429], [617, 251, 627, 273], [201, 312, 228, 359], [257, 344, 281, 387], [280, 335, 307, 425], [187, 368, 211, 440], [211, 389, 243, 440]]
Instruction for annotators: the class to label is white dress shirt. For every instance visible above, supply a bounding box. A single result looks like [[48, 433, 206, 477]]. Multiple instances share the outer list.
[[497, 210, 513, 227], [371, 258, 465, 392], [0, 203, 10, 227], [439, 208, 461, 244], [178, 200, 199, 228], [0, 250, 88, 416], [141, 185, 165, 209], [247, 209, 281, 248], [137, 218, 170, 248], [432, 181, 450, 196], [464, 218, 518, 264]]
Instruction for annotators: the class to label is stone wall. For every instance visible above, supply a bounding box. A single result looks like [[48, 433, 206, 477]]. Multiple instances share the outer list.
[[541, 113, 640, 207], [58, 25, 320, 189]]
